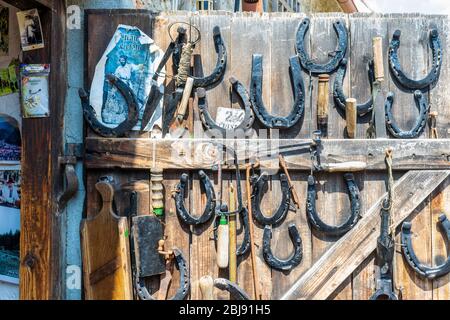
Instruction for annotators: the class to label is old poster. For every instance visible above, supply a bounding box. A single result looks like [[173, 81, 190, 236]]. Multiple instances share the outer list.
[[20, 64, 50, 118], [89, 24, 165, 131]]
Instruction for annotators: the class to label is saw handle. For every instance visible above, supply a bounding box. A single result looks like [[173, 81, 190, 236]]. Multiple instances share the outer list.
[[323, 161, 367, 172], [199, 275, 214, 300], [372, 37, 384, 82]]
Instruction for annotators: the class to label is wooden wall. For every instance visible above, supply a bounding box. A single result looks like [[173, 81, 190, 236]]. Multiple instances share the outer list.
[[84, 11, 450, 299]]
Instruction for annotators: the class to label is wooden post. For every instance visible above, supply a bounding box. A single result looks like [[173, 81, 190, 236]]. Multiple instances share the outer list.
[[345, 98, 357, 138]]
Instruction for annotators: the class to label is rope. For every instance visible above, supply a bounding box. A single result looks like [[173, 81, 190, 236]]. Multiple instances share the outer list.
[[175, 42, 194, 87]]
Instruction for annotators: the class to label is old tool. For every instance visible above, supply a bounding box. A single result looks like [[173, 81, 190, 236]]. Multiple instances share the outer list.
[[279, 154, 300, 209], [389, 28, 441, 91], [384, 90, 429, 139], [296, 17, 348, 74], [214, 278, 251, 300], [229, 184, 237, 282], [367, 36, 387, 138], [317, 74, 329, 136], [333, 58, 375, 116], [345, 98, 357, 138], [80, 179, 133, 300], [245, 162, 261, 300], [401, 213, 450, 279], [197, 77, 254, 137], [370, 149, 398, 300], [79, 74, 139, 137], [176, 76, 194, 123], [199, 275, 214, 299], [251, 171, 291, 226], [174, 170, 216, 226], [262, 223, 303, 271], [250, 54, 305, 129], [429, 111, 439, 138], [306, 173, 361, 237]]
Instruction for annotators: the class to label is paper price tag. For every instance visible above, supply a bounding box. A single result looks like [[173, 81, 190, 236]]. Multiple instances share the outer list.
[[215, 107, 245, 130]]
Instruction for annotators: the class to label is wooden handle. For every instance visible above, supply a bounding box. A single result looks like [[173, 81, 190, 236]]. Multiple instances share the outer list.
[[216, 216, 229, 269], [372, 37, 384, 81], [176, 77, 194, 122], [228, 185, 237, 283], [345, 98, 357, 139], [317, 74, 330, 127], [199, 275, 214, 300], [323, 161, 367, 172]]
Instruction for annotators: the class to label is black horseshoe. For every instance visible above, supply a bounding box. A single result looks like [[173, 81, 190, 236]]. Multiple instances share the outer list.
[[401, 213, 450, 279], [389, 28, 442, 91], [385, 90, 429, 139], [236, 207, 251, 257], [251, 173, 291, 226], [197, 77, 254, 138], [262, 223, 303, 271], [250, 54, 305, 129], [136, 247, 190, 300], [370, 287, 398, 301], [306, 173, 361, 237], [214, 278, 251, 300], [175, 171, 216, 226], [296, 17, 348, 74], [333, 58, 375, 116], [79, 74, 139, 137], [192, 26, 227, 89]]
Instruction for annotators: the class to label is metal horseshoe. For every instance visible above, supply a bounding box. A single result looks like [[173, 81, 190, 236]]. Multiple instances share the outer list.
[[262, 223, 303, 271], [197, 77, 254, 138], [251, 172, 291, 226], [79, 74, 139, 137], [174, 171, 216, 226], [388, 28, 442, 91], [401, 213, 450, 279], [333, 58, 375, 116], [306, 173, 361, 237], [296, 17, 348, 74], [136, 247, 190, 300], [250, 54, 305, 129], [213, 278, 251, 300], [192, 26, 227, 89], [385, 90, 429, 139]]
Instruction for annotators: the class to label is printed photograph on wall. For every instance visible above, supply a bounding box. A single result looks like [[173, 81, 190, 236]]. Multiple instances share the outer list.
[[89, 24, 165, 131], [0, 114, 20, 162], [0, 170, 20, 282], [16, 8, 44, 52], [20, 64, 50, 118], [0, 6, 8, 56]]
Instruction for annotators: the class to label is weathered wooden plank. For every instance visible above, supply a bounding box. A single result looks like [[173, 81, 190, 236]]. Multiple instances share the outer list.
[[431, 179, 450, 299], [270, 12, 308, 139], [85, 138, 450, 170], [428, 16, 450, 138], [348, 13, 389, 138], [280, 170, 450, 300], [386, 14, 429, 139]]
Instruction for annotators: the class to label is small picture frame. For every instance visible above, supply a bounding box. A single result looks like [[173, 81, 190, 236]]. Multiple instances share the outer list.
[[20, 64, 50, 118], [16, 8, 44, 52]]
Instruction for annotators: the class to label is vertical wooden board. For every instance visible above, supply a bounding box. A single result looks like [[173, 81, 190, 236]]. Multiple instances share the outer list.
[[395, 200, 433, 299], [431, 178, 450, 299], [348, 14, 389, 138], [162, 171, 191, 299], [271, 173, 312, 299], [386, 14, 430, 139], [428, 16, 450, 138], [269, 12, 308, 139], [230, 12, 272, 138], [351, 173, 387, 299], [191, 11, 232, 123], [309, 13, 348, 138]]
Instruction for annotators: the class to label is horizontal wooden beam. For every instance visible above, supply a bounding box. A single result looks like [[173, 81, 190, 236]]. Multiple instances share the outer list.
[[280, 170, 450, 300], [2, 0, 53, 10], [85, 138, 450, 171]]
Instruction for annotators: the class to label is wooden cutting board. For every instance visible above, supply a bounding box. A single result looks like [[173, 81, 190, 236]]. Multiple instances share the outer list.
[[81, 181, 133, 300]]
